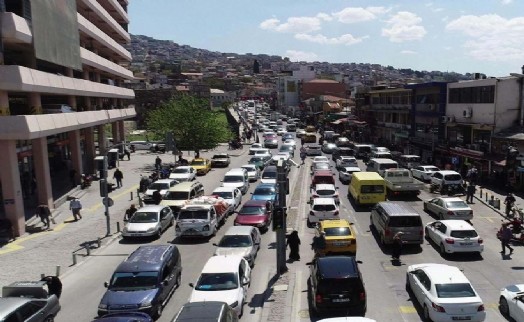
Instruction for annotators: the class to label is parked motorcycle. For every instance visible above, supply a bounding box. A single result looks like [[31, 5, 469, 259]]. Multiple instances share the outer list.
[[80, 174, 93, 189], [429, 183, 465, 196]]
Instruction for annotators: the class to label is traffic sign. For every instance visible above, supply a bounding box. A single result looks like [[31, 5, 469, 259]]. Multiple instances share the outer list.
[[103, 197, 114, 207]]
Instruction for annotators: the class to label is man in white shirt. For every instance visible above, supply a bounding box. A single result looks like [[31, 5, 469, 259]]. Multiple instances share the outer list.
[[69, 197, 83, 221]]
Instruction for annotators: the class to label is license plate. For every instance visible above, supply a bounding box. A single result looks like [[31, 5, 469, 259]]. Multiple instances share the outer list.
[[333, 242, 347, 246], [461, 242, 473, 246], [332, 298, 350, 303], [452, 317, 471, 321]]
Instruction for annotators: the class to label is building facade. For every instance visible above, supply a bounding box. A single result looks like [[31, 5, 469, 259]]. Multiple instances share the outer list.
[[0, 0, 136, 235]]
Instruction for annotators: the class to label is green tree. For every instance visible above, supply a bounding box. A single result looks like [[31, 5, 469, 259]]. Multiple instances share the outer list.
[[146, 95, 232, 153]]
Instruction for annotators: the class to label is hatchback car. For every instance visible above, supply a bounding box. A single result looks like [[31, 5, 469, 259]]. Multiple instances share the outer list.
[[423, 197, 473, 220], [190, 158, 212, 175], [249, 143, 264, 155], [308, 256, 366, 316], [317, 219, 357, 255], [211, 187, 242, 213], [169, 166, 197, 182], [260, 166, 278, 184], [499, 283, 524, 321], [311, 184, 340, 204], [122, 206, 174, 239], [336, 156, 358, 169], [321, 142, 337, 154], [425, 220, 483, 255], [235, 200, 273, 232], [411, 165, 440, 182], [338, 166, 361, 184], [248, 155, 270, 170], [406, 263, 486, 322], [213, 226, 261, 267], [241, 164, 260, 182], [279, 144, 295, 157], [307, 197, 339, 228]]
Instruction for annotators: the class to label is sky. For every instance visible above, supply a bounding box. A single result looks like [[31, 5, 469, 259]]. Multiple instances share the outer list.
[[128, 0, 524, 77]]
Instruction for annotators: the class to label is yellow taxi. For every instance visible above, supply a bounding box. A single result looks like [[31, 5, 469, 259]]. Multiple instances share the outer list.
[[317, 219, 357, 255], [190, 158, 211, 175], [302, 133, 317, 143]]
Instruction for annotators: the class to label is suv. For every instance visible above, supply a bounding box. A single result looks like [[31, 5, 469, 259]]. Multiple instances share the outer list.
[[211, 153, 231, 167], [430, 170, 463, 188], [161, 181, 205, 214], [307, 256, 366, 315], [370, 201, 424, 246], [98, 245, 182, 319]]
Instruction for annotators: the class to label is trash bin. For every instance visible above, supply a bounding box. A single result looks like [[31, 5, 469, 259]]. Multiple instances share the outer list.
[[107, 149, 119, 169], [493, 198, 501, 209]]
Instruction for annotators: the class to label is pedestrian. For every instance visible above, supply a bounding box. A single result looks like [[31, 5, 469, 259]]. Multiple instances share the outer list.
[[113, 168, 123, 188], [286, 230, 301, 261], [152, 189, 163, 205], [69, 168, 77, 188], [466, 182, 476, 204], [242, 132, 247, 143], [69, 197, 83, 221], [155, 156, 162, 170], [505, 193, 516, 216], [124, 148, 131, 160], [124, 204, 137, 221], [311, 231, 326, 257], [0, 217, 15, 241], [391, 232, 404, 260], [500, 223, 514, 255], [35, 204, 51, 229], [41, 276, 62, 299]]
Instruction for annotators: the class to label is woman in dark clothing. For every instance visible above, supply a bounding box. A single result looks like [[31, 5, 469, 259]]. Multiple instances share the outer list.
[[391, 232, 404, 260], [287, 230, 301, 261], [41, 276, 62, 299]]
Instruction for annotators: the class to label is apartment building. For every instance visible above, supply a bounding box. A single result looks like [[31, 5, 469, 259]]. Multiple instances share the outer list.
[[0, 0, 136, 235]]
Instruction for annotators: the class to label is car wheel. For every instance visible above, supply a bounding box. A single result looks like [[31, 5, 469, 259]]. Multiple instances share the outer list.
[[440, 243, 447, 255], [380, 233, 386, 246], [423, 203, 428, 212], [307, 219, 313, 228], [44, 316, 54, 322], [169, 217, 175, 228], [156, 229, 162, 239], [499, 296, 510, 317], [176, 272, 181, 288], [423, 305, 431, 321], [153, 304, 163, 319], [405, 278, 411, 293], [239, 300, 244, 318]]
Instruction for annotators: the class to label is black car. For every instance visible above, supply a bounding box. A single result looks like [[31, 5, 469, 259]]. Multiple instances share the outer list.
[[264, 138, 279, 149], [308, 256, 366, 316]]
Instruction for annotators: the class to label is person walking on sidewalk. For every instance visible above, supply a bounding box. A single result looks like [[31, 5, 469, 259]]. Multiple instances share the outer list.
[[391, 232, 405, 261], [155, 156, 162, 170], [466, 182, 476, 204], [286, 230, 301, 261], [113, 168, 123, 188], [500, 223, 514, 255], [69, 197, 83, 221], [36, 204, 52, 229], [505, 193, 516, 216]]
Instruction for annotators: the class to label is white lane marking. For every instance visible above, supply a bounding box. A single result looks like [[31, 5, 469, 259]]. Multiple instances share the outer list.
[[291, 270, 303, 322], [297, 162, 310, 236]]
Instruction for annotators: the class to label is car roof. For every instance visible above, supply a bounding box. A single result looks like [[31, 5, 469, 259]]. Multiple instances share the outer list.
[[312, 197, 336, 205], [436, 170, 461, 175], [313, 170, 334, 176], [321, 219, 350, 228], [314, 184, 336, 190], [437, 197, 466, 203], [377, 202, 419, 216], [255, 183, 276, 190], [174, 301, 229, 321], [223, 226, 256, 236], [241, 164, 256, 168], [342, 167, 361, 171], [317, 256, 358, 278], [153, 179, 177, 184], [136, 205, 165, 212], [212, 186, 237, 192], [201, 255, 244, 274], [437, 220, 475, 230], [264, 166, 277, 172], [243, 199, 269, 207], [168, 181, 201, 191], [116, 245, 175, 273], [414, 264, 470, 284]]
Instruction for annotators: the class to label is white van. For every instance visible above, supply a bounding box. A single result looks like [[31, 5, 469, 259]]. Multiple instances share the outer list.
[[366, 158, 399, 177], [222, 170, 250, 195]]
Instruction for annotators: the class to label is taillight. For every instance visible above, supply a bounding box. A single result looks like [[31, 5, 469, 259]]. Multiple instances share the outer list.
[[385, 228, 391, 236], [315, 293, 322, 303], [310, 211, 315, 216], [469, 210, 473, 216], [419, 229, 424, 236], [334, 211, 339, 216], [447, 211, 454, 216], [478, 238, 483, 244], [477, 304, 485, 312], [432, 302, 446, 312], [359, 292, 366, 301], [445, 238, 455, 244]]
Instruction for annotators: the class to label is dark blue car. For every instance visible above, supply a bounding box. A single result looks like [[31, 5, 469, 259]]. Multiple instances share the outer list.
[[251, 183, 278, 204], [93, 312, 153, 322]]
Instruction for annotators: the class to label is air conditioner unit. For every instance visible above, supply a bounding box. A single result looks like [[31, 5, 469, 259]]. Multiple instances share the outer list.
[[428, 104, 435, 111], [463, 107, 473, 118], [440, 116, 448, 123], [449, 116, 456, 122]]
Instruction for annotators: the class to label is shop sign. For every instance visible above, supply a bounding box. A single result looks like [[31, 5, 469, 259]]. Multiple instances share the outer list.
[[451, 147, 484, 157]]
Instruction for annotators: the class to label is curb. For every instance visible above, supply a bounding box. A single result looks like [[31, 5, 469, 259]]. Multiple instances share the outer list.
[[474, 193, 508, 220], [259, 269, 296, 322]]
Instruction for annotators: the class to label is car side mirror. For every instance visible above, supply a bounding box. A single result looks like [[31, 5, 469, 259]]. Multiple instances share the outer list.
[[212, 243, 218, 246], [357, 260, 363, 264], [104, 282, 109, 288], [305, 261, 313, 265], [163, 280, 169, 286], [189, 283, 194, 288]]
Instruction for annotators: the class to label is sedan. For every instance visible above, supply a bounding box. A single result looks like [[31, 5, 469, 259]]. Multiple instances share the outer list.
[[0, 281, 61, 322], [251, 183, 278, 204], [234, 200, 273, 232], [241, 164, 260, 182], [321, 142, 337, 154], [263, 138, 279, 149], [169, 166, 197, 182], [213, 226, 261, 266], [336, 156, 358, 169], [305, 144, 322, 156], [283, 139, 297, 147], [249, 143, 264, 155], [310, 162, 331, 174], [248, 156, 270, 170], [412, 165, 440, 182], [276, 127, 287, 136], [296, 129, 306, 138], [122, 206, 174, 239], [279, 144, 295, 157], [425, 220, 484, 255], [282, 133, 295, 141], [499, 284, 524, 321], [190, 158, 211, 175], [406, 263, 486, 322], [423, 197, 473, 220], [338, 166, 361, 184], [311, 184, 340, 204]]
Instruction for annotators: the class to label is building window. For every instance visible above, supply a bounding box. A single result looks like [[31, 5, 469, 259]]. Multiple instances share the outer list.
[[449, 86, 495, 104]]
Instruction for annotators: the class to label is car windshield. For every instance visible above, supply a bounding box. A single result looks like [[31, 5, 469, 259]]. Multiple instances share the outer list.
[[446, 201, 468, 208], [172, 168, 189, 173], [178, 210, 208, 220], [379, 163, 398, 170], [450, 230, 478, 238], [255, 188, 275, 195], [388, 216, 422, 227], [213, 191, 232, 199], [218, 235, 253, 247], [324, 227, 351, 236], [314, 163, 330, 170], [316, 189, 335, 196], [223, 176, 244, 183], [109, 271, 159, 291], [318, 278, 361, 294], [312, 204, 336, 211], [280, 146, 292, 151], [262, 171, 277, 179], [435, 283, 476, 298], [444, 174, 462, 181], [195, 273, 238, 291], [191, 160, 206, 166], [163, 191, 188, 200], [360, 185, 385, 193], [129, 212, 158, 223], [148, 183, 168, 190], [240, 206, 265, 215], [425, 166, 439, 172], [212, 155, 227, 159], [249, 157, 263, 162], [242, 166, 255, 172]]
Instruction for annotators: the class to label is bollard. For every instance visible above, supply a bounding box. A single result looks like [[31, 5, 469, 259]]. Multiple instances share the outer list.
[[56, 265, 61, 277], [40, 273, 45, 279], [130, 191, 133, 201], [85, 244, 91, 256], [72, 253, 77, 265], [494, 198, 501, 209], [117, 222, 121, 233], [489, 195, 495, 206], [480, 188, 483, 198], [485, 193, 488, 202], [97, 237, 102, 248]]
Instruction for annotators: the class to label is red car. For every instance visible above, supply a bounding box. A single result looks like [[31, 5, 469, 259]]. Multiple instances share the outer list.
[[234, 200, 273, 232], [311, 170, 336, 186]]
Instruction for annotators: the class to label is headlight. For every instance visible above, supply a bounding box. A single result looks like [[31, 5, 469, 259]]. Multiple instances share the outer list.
[[139, 300, 152, 308], [257, 223, 265, 228], [146, 227, 156, 232], [230, 301, 239, 308], [98, 303, 108, 309], [203, 225, 210, 231], [122, 227, 128, 233]]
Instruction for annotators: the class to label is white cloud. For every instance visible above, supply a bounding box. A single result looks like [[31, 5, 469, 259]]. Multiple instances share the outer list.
[[316, 13, 333, 21], [500, 0, 513, 4], [284, 50, 318, 62], [259, 16, 323, 33], [332, 6, 388, 23], [295, 33, 367, 45], [382, 11, 427, 42], [400, 50, 417, 54], [446, 14, 524, 61]]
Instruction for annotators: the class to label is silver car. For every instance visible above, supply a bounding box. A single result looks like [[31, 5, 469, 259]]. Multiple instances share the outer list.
[[0, 281, 61, 322], [213, 226, 261, 267], [122, 205, 174, 239], [423, 197, 473, 220]]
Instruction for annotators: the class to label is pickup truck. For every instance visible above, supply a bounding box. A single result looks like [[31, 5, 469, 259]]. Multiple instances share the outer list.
[[175, 196, 229, 238], [383, 168, 424, 198]]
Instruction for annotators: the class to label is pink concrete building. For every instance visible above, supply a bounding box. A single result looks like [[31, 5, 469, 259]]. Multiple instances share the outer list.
[[0, 0, 136, 236]]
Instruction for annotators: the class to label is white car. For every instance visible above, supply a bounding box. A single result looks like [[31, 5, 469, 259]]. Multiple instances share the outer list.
[[430, 170, 463, 187], [313, 156, 329, 164], [189, 255, 251, 317], [311, 184, 340, 204], [412, 165, 440, 181], [241, 164, 260, 182], [305, 145, 322, 156], [338, 166, 361, 184], [371, 146, 390, 153], [406, 263, 486, 322], [307, 197, 339, 227], [283, 139, 297, 147], [336, 156, 358, 168], [296, 129, 306, 138], [211, 186, 242, 212], [169, 166, 196, 182], [143, 179, 179, 203], [423, 197, 473, 220], [213, 226, 261, 267], [249, 143, 264, 155], [122, 205, 174, 239], [425, 220, 484, 255], [499, 283, 524, 321], [276, 127, 287, 136]]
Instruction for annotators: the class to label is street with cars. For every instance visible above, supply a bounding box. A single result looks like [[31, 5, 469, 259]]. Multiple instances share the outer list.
[[3, 101, 524, 322]]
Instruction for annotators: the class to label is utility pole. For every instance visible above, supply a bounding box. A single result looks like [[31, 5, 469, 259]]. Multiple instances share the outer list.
[[276, 160, 288, 274], [95, 156, 111, 236]]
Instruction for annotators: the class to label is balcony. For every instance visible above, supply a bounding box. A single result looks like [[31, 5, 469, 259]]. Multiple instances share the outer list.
[[0, 12, 32, 45], [80, 48, 134, 80], [102, 0, 129, 24], [79, 0, 130, 43]]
